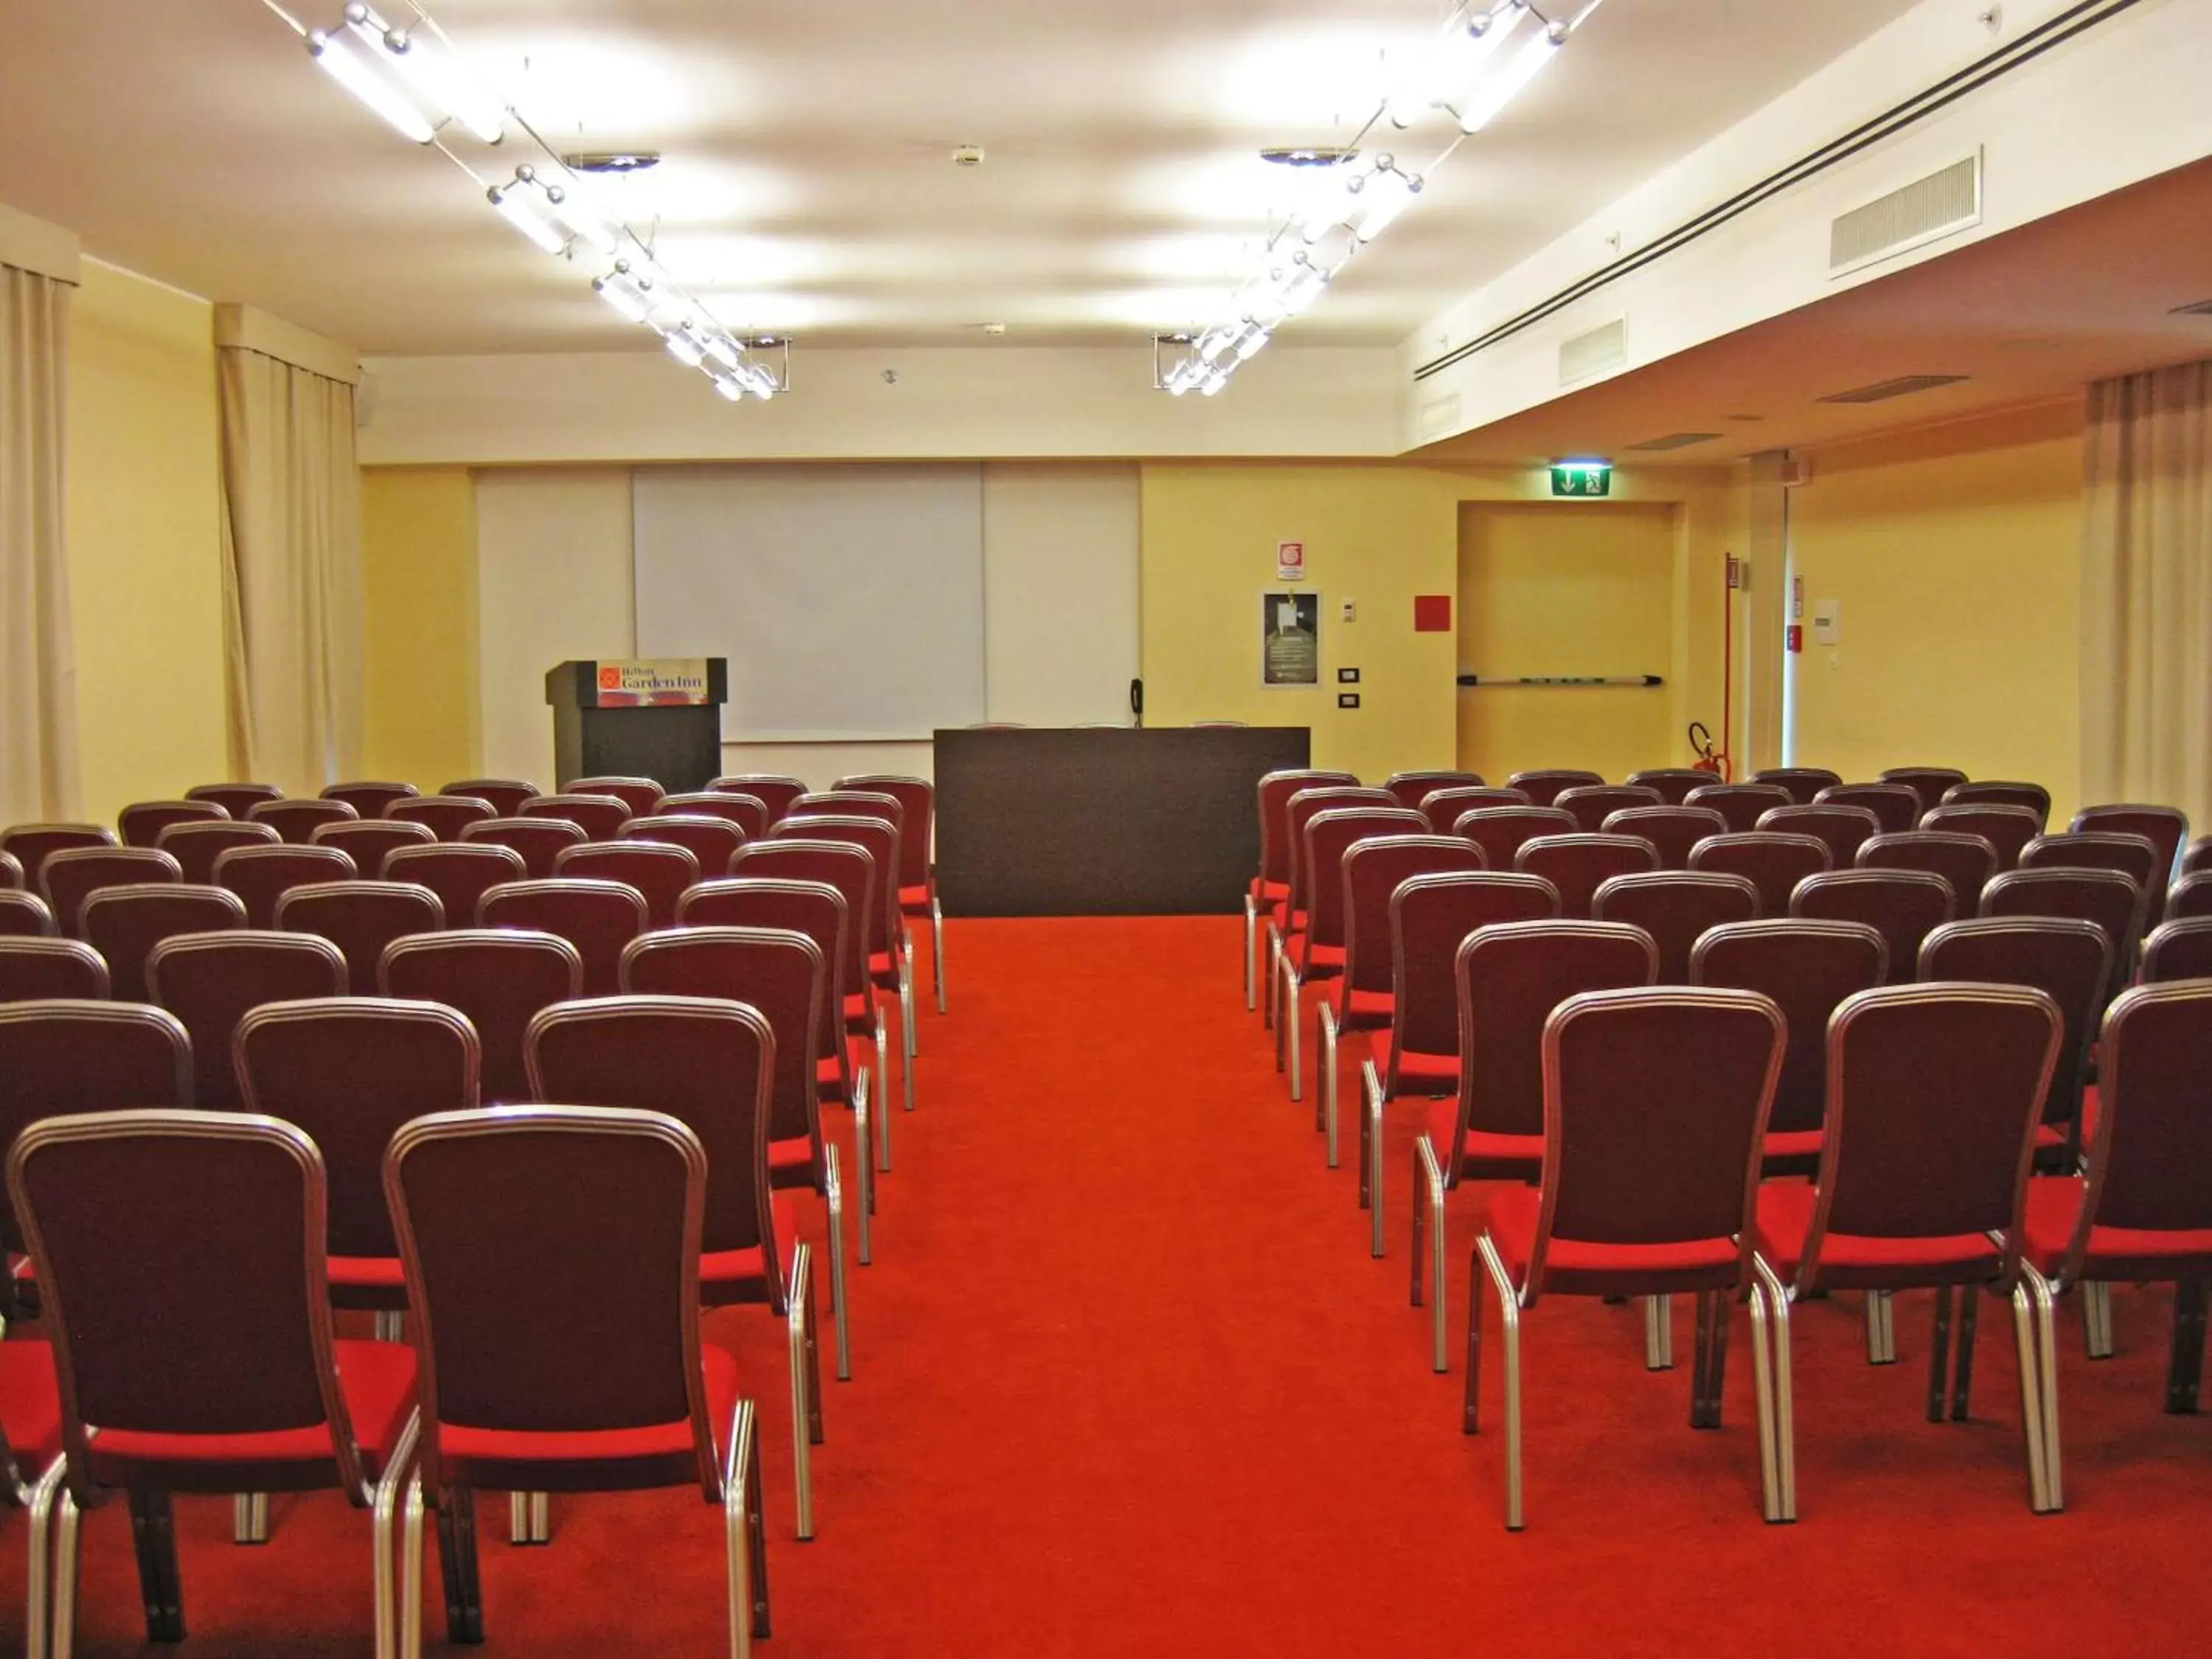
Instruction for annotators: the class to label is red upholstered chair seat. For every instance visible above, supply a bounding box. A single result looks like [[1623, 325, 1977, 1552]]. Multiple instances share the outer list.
[[2023, 1177, 2212, 1281], [1325, 986, 1394, 1033], [1761, 1129, 1824, 1164], [699, 1193, 804, 1304], [329, 1254, 406, 1298], [1754, 1180, 2000, 1289], [1393, 1048, 1456, 1095], [815, 1037, 872, 1101], [0, 1340, 62, 1469], [1486, 1185, 1741, 1298], [899, 883, 933, 914], [440, 1343, 741, 1489], [768, 1135, 814, 1175], [1421, 1096, 1542, 1178]]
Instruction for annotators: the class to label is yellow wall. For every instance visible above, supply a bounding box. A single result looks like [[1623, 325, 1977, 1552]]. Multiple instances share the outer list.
[[359, 467, 479, 787], [1787, 401, 2084, 820], [63, 262, 228, 827]]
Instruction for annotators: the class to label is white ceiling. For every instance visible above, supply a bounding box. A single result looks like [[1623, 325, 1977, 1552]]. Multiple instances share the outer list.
[[0, 0, 1922, 354]]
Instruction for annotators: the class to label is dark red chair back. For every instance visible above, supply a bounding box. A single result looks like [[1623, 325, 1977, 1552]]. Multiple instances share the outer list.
[[1859, 830, 1998, 914], [1878, 767, 1970, 814], [275, 880, 445, 994], [147, 931, 347, 1110], [1506, 770, 1605, 807], [1455, 806, 1576, 874], [1385, 873, 1559, 1096], [1921, 918, 2110, 1155], [1758, 804, 1881, 869], [726, 844, 873, 1012], [1626, 769, 1714, 807], [1814, 783, 1921, 835], [1601, 805, 1728, 870], [380, 929, 582, 1105], [0, 939, 108, 1002], [2066, 982, 2212, 1245], [1921, 803, 2041, 869], [2166, 876, 2212, 925], [1417, 786, 1530, 835], [676, 880, 851, 1080], [389, 794, 497, 841], [0, 825, 116, 886], [381, 841, 526, 922], [2072, 804, 2190, 928], [1684, 783, 1794, 835], [659, 792, 769, 841], [155, 819, 279, 885], [1981, 868, 2143, 1003], [185, 783, 283, 820], [1382, 771, 1483, 811], [1554, 785, 1663, 835], [2021, 832, 2163, 900], [712, 775, 809, 825], [461, 815, 585, 878], [772, 815, 899, 965], [1513, 832, 1659, 920], [834, 776, 936, 896], [790, 790, 904, 838], [1591, 871, 1761, 984], [440, 779, 540, 817], [566, 776, 664, 818], [555, 841, 700, 929], [1300, 807, 1429, 961], [0, 891, 53, 939], [80, 883, 246, 1001], [119, 800, 228, 848], [310, 818, 436, 879], [215, 844, 357, 929], [249, 798, 358, 844], [479, 877, 647, 997], [1691, 919, 1886, 1144], [1751, 768, 1843, 806], [622, 814, 745, 878], [1281, 788, 1391, 922], [520, 793, 632, 841], [321, 782, 419, 819], [1256, 770, 1361, 893], [1339, 836, 1489, 1000], [40, 846, 179, 937], [0, 850, 18, 889], [2142, 917, 2212, 983], [1688, 830, 1830, 916], [1944, 780, 2052, 828], [2187, 838, 2212, 879], [1790, 869, 1955, 984]]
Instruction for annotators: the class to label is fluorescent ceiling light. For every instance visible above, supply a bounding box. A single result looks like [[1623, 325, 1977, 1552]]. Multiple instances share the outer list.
[[336, 2, 506, 144], [1454, 17, 1568, 133], [1390, 1, 1528, 128], [487, 176, 568, 254], [307, 28, 437, 144]]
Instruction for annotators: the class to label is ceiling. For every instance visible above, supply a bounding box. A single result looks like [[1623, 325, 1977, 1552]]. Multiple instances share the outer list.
[[1412, 155, 2212, 465], [0, 0, 1922, 354]]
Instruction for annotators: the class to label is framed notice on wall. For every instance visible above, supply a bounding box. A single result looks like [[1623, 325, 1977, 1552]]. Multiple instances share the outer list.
[[1262, 591, 1321, 687]]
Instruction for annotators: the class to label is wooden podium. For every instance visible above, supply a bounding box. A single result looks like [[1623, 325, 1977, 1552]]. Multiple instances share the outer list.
[[545, 658, 728, 794]]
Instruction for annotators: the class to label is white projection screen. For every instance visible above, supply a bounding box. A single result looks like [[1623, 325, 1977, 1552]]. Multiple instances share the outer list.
[[632, 464, 987, 740]]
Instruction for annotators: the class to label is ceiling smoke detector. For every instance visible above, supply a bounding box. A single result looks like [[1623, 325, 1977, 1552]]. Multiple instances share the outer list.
[[1260, 145, 1357, 167], [563, 151, 661, 175], [981, 322, 1008, 336], [952, 145, 986, 167]]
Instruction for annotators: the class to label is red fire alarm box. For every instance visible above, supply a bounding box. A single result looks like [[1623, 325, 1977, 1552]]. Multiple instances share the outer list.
[[1787, 625, 1804, 653], [1413, 595, 1451, 633]]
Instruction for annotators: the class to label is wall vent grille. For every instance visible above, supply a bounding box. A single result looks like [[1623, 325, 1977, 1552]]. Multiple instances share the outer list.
[[1830, 152, 1982, 276], [1625, 431, 1723, 451], [1817, 374, 1970, 406], [1558, 318, 1627, 386]]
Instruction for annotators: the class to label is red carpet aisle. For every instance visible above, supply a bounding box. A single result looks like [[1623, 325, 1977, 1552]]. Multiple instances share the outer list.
[[15, 916, 2212, 1655]]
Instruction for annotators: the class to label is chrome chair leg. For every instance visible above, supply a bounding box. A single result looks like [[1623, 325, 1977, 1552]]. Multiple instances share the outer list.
[[1317, 1001, 1338, 1165], [852, 1071, 875, 1263], [2011, 1279, 2053, 1513], [1644, 1295, 1674, 1371], [1263, 925, 1280, 1032], [1361, 1060, 1385, 1259], [1242, 895, 1256, 1012], [507, 1490, 549, 1545], [400, 1476, 425, 1659], [1752, 1256, 1797, 1522], [1950, 1286, 1980, 1420], [1412, 1136, 1448, 1371], [2084, 1279, 2115, 1358], [371, 1411, 421, 1659], [900, 932, 919, 1059], [233, 1491, 269, 1543], [888, 1005, 913, 1115], [722, 1398, 765, 1658], [2024, 1265, 2062, 1511], [26, 1457, 63, 1659], [1281, 959, 1303, 1102], [374, 1310, 404, 1342], [1747, 1276, 1783, 1522], [930, 898, 947, 1015], [52, 1485, 81, 1659], [1865, 1289, 1896, 1363], [1475, 1235, 1524, 1531], [788, 1243, 817, 1540], [825, 1142, 852, 1380]]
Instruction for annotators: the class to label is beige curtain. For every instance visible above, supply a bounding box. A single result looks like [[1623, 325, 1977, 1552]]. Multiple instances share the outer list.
[[2081, 359, 2212, 830], [218, 347, 363, 792], [0, 262, 80, 823]]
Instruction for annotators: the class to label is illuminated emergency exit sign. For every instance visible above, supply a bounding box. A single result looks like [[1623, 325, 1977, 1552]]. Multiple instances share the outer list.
[[1549, 459, 1613, 497]]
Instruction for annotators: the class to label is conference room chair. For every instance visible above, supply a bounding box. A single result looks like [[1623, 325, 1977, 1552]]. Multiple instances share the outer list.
[[40, 846, 180, 939], [1878, 766, 1971, 813], [835, 775, 947, 1015], [1454, 806, 1577, 877], [1600, 804, 1728, 871], [12, 1110, 420, 1655], [461, 814, 585, 878], [155, 818, 279, 884], [660, 790, 771, 840], [1684, 783, 1795, 835], [0, 824, 116, 889], [118, 799, 228, 848], [1814, 782, 1923, 836], [1590, 871, 1761, 984], [678, 877, 880, 1219], [1247, 770, 1360, 1009], [1748, 982, 2065, 1520], [1411, 920, 1658, 1372], [1552, 785, 1662, 835], [1690, 920, 1887, 1178], [1317, 835, 1487, 1169], [1687, 831, 1832, 917], [1757, 803, 1882, 869], [479, 877, 647, 998], [2142, 917, 2212, 981], [712, 774, 809, 824], [237, 996, 480, 1332], [1467, 987, 1787, 1530], [2071, 804, 2191, 928], [1945, 779, 2054, 829], [1360, 872, 1559, 1253], [2185, 837, 2212, 879], [1416, 785, 1530, 835], [622, 926, 852, 1380], [1268, 786, 1394, 1029], [2022, 979, 2212, 1510], [790, 790, 905, 834], [0, 1340, 60, 1651], [313, 818, 437, 877], [439, 778, 540, 817], [388, 794, 496, 841], [79, 883, 246, 1002], [1922, 802, 2043, 870], [566, 776, 664, 818], [184, 782, 283, 820], [2167, 873, 2212, 923], [0, 851, 17, 890], [248, 797, 359, 844], [276, 880, 446, 995], [1791, 869, 1955, 984], [322, 780, 421, 818], [1513, 832, 1659, 920], [0, 892, 53, 939], [520, 792, 633, 841], [379, 928, 582, 1107], [1381, 771, 1482, 811], [2021, 830, 2164, 899], [380, 841, 526, 925], [1627, 768, 1717, 806], [1983, 867, 2146, 1009], [1921, 917, 2110, 1174], [1506, 769, 1605, 807], [1279, 805, 1427, 1101], [1859, 829, 2000, 915], [381, 1106, 768, 1659], [214, 843, 358, 930], [623, 813, 747, 880], [526, 996, 823, 1540], [147, 931, 347, 1110], [772, 813, 917, 1091], [556, 840, 700, 929], [0, 939, 109, 1004], [1750, 767, 1844, 805], [723, 846, 890, 1166]]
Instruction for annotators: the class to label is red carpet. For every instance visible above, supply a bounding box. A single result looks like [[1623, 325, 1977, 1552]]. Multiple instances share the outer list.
[[18, 915, 2212, 1655]]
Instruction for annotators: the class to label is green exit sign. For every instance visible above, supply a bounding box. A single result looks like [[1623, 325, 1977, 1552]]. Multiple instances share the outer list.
[[1550, 460, 1613, 497]]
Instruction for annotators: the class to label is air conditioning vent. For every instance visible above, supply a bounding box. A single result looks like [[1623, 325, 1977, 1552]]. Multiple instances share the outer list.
[[1829, 152, 1981, 276], [2172, 299, 2212, 317], [1419, 394, 1463, 439], [1559, 319, 1627, 386], [1817, 374, 1970, 406], [1624, 431, 1722, 452]]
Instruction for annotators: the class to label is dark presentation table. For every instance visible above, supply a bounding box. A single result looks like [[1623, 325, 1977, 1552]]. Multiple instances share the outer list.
[[934, 726, 1310, 917]]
